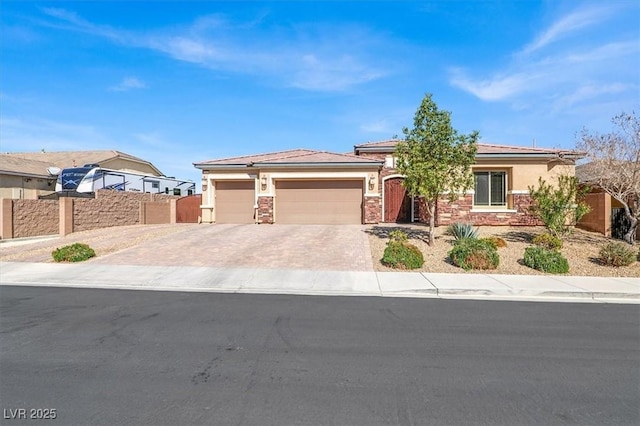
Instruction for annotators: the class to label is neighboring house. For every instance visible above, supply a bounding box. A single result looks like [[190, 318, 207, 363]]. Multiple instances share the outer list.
[[0, 150, 164, 199], [575, 163, 640, 240], [195, 141, 584, 226]]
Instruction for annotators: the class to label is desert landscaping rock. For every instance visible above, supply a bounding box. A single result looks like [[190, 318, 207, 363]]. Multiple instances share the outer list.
[[368, 224, 640, 277]]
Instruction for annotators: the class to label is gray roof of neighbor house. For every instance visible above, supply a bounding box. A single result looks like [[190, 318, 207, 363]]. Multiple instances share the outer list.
[[0, 150, 163, 177], [354, 139, 585, 159], [194, 149, 383, 169]]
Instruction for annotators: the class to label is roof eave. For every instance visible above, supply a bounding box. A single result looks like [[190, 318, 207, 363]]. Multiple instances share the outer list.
[[255, 162, 383, 168], [354, 146, 396, 153], [0, 170, 52, 179], [476, 153, 582, 160], [193, 163, 253, 170]]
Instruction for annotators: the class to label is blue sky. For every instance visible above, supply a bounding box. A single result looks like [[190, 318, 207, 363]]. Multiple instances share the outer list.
[[2, 1, 638, 186]]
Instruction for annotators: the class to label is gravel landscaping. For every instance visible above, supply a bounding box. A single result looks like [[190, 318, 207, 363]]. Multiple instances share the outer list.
[[367, 224, 640, 277], [2, 223, 639, 277]]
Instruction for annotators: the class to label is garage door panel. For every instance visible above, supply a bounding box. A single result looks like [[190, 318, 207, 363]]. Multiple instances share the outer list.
[[276, 180, 363, 224], [216, 180, 255, 224]]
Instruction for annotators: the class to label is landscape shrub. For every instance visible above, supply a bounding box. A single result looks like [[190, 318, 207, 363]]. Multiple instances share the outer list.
[[598, 242, 636, 267], [52, 243, 96, 263], [447, 222, 479, 240], [532, 233, 563, 250], [382, 242, 424, 270], [448, 238, 499, 270], [523, 246, 569, 274], [388, 229, 408, 244], [480, 236, 507, 249]]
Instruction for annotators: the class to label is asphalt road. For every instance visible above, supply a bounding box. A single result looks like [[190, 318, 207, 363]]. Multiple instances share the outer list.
[[1, 286, 639, 426]]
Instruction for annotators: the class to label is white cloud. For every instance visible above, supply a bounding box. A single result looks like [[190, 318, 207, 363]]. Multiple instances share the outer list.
[[0, 116, 113, 152], [40, 8, 391, 92], [109, 77, 146, 92], [520, 5, 611, 55], [555, 83, 635, 108], [448, 4, 638, 111]]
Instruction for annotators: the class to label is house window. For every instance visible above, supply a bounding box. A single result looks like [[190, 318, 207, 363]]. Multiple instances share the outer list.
[[385, 156, 398, 168], [173, 188, 181, 196], [151, 181, 159, 189], [474, 171, 506, 207]]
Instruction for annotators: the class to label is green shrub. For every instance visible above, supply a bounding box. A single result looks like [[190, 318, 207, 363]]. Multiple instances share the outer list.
[[532, 233, 563, 250], [598, 242, 636, 267], [52, 243, 96, 263], [448, 238, 499, 270], [382, 242, 424, 270], [480, 236, 507, 249], [388, 229, 408, 244], [523, 246, 569, 274], [447, 222, 479, 240]]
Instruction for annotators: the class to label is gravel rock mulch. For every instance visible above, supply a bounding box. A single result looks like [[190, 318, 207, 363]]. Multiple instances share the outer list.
[[367, 224, 640, 277], [0, 224, 194, 263]]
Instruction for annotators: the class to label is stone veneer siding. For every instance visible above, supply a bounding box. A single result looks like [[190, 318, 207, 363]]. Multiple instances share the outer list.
[[257, 196, 274, 224], [416, 194, 541, 226], [364, 196, 381, 224]]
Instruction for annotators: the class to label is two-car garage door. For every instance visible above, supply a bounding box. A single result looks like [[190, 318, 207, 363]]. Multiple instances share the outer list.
[[276, 180, 363, 224], [215, 179, 364, 224]]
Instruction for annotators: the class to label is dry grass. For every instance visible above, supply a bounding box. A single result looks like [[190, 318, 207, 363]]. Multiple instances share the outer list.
[[367, 224, 640, 277]]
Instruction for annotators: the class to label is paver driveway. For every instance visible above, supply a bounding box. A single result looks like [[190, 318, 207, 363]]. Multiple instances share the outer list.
[[89, 224, 374, 271]]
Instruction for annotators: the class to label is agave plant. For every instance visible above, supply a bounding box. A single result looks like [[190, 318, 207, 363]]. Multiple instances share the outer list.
[[447, 222, 479, 240]]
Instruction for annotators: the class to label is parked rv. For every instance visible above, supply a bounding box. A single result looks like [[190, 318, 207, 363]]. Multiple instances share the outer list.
[[56, 165, 195, 196]]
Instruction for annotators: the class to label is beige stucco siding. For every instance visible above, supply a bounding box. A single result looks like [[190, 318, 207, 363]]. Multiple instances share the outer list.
[[473, 160, 575, 191], [0, 173, 55, 199]]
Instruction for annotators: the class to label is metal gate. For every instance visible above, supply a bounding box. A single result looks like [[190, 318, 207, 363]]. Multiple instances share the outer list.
[[611, 207, 631, 240], [176, 195, 201, 223]]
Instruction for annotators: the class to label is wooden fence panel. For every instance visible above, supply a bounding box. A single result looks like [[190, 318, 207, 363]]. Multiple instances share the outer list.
[[176, 195, 201, 223]]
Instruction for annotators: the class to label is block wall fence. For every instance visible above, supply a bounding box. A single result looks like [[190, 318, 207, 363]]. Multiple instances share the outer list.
[[1, 190, 180, 240]]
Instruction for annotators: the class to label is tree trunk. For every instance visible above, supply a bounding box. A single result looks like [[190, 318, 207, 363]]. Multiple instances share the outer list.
[[620, 202, 638, 245], [623, 216, 638, 245], [427, 200, 436, 246]]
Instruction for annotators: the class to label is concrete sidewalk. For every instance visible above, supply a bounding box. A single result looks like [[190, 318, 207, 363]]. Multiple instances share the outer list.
[[1, 261, 639, 303]]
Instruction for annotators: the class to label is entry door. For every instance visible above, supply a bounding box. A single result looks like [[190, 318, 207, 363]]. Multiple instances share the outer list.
[[384, 178, 411, 223]]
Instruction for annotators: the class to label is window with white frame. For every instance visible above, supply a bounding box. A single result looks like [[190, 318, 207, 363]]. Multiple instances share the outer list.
[[474, 171, 507, 207], [384, 155, 398, 168]]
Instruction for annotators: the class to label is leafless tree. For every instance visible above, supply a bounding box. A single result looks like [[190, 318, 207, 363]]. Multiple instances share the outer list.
[[577, 111, 639, 244]]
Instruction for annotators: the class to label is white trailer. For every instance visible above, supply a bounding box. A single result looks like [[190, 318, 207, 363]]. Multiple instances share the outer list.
[[56, 165, 195, 196]]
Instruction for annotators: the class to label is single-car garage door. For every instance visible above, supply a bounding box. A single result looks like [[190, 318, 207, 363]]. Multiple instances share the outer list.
[[276, 180, 363, 224], [215, 180, 255, 223]]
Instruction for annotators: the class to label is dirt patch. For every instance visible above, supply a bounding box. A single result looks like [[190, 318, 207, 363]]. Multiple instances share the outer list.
[[367, 224, 640, 277]]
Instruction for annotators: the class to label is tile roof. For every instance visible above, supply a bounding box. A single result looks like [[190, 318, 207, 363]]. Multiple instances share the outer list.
[[0, 150, 163, 176], [195, 149, 382, 167], [354, 139, 582, 156], [0, 155, 56, 177]]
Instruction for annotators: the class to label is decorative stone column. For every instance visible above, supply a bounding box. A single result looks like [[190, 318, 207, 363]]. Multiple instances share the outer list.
[[364, 196, 381, 224], [257, 196, 274, 224]]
